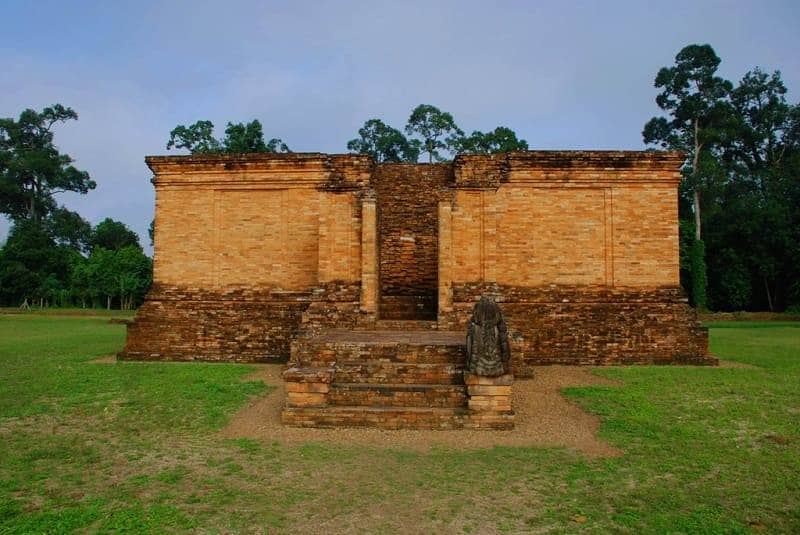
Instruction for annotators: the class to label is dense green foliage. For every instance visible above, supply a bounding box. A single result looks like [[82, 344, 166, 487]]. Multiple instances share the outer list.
[[645, 44, 799, 311], [0, 104, 152, 309], [455, 126, 530, 154], [0, 105, 96, 223], [167, 119, 289, 154], [404, 104, 464, 162], [346, 119, 420, 162], [0, 218, 151, 309], [689, 239, 708, 309], [348, 104, 529, 163], [0, 315, 797, 531]]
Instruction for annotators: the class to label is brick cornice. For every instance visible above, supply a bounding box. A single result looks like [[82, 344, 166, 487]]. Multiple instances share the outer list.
[[146, 153, 373, 188]]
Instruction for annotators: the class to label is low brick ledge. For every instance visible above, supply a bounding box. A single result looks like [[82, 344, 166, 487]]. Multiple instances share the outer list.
[[281, 406, 514, 430]]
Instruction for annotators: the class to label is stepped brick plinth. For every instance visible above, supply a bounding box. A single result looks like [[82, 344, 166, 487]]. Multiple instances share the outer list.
[[281, 326, 515, 430], [465, 373, 513, 413], [283, 367, 333, 408]]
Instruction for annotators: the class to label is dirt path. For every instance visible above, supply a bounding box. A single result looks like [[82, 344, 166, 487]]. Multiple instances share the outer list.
[[221, 365, 622, 457]]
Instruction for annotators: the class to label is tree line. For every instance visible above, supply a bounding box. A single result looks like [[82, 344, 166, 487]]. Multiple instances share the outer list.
[[169, 104, 529, 163], [643, 44, 799, 312], [0, 106, 151, 309]]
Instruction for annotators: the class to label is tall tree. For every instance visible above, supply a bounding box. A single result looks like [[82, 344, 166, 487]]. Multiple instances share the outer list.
[[47, 207, 92, 252], [111, 245, 152, 310], [166, 120, 221, 153], [0, 221, 70, 306], [456, 126, 529, 154], [0, 104, 96, 223], [405, 104, 464, 163], [91, 218, 141, 252], [643, 44, 733, 308], [221, 120, 267, 152], [710, 68, 800, 310], [347, 119, 420, 162], [167, 119, 290, 154]]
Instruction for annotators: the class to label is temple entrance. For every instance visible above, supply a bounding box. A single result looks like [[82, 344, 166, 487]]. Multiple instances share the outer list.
[[374, 164, 450, 320]]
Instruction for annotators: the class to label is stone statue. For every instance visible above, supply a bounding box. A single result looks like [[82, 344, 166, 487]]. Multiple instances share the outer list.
[[466, 296, 511, 376]]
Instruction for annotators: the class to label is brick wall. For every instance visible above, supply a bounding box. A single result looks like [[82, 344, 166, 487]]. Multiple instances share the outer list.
[[373, 164, 451, 319], [123, 150, 710, 366], [120, 284, 311, 362], [123, 154, 370, 362], [438, 152, 709, 369], [439, 283, 712, 374], [446, 152, 682, 289]]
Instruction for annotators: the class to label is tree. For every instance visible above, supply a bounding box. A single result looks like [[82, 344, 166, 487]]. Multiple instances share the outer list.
[[91, 218, 141, 252], [643, 44, 733, 309], [710, 68, 800, 310], [86, 247, 117, 309], [112, 245, 152, 310], [0, 104, 96, 223], [68, 252, 92, 308], [47, 207, 92, 252], [167, 119, 290, 154], [266, 137, 290, 153], [0, 221, 70, 306], [166, 120, 221, 153], [405, 104, 464, 163], [347, 119, 420, 162], [456, 126, 529, 154]]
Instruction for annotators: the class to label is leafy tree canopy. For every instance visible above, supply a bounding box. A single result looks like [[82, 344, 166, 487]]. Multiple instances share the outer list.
[[347, 119, 420, 163], [47, 207, 92, 252], [167, 119, 289, 154], [91, 218, 141, 252], [644, 44, 800, 312], [0, 104, 96, 222], [643, 44, 733, 159], [642, 43, 735, 309], [405, 104, 464, 163], [348, 106, 528, 162], [456, 127, 529, 154]]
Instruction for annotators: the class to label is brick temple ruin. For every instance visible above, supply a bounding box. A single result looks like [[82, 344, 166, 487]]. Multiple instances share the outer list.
[[120, 151, 715, 429]]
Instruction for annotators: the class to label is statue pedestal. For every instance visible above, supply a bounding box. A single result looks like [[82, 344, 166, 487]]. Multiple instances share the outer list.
[[464, 373, 515, 429]]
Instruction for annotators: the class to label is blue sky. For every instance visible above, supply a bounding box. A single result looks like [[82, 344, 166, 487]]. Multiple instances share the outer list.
[[2, 0, 799, 252]]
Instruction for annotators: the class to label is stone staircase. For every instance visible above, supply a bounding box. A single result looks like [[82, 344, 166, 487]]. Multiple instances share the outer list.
[[281, 324, 514, 430]]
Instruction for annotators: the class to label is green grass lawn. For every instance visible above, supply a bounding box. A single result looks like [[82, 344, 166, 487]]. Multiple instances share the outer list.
[[0, 316, 798, 533]]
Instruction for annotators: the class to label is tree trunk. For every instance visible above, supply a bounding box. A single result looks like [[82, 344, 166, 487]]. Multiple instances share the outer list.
[[107, 295, 111, 310], [692, 119, 702, 241], [693, 189, 702, 240], [764, 276, 774, 312]]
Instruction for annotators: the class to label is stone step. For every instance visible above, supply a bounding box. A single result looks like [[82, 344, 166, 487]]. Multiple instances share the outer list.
[[291, 329, 465, 366], [308, 344, 464, 365], [370, 320, 439, 331], [334, 361, 464, 385], [282, 406, 471, 430], [329, 383, 467, 408], [282, 406, 514, 430]]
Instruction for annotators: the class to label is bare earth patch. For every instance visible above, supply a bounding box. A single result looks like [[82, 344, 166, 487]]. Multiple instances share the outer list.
[[221, 364, 622, 457], [718, 359, 758, 368], [89, 354, 118, 363]]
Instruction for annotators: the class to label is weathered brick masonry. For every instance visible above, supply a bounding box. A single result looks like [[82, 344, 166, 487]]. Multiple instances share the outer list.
[[120, 150, 712, 370], [373, 164, 451, 319]]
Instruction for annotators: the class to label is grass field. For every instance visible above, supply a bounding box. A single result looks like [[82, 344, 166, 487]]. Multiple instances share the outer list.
[[0, 316, 798, 533]]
